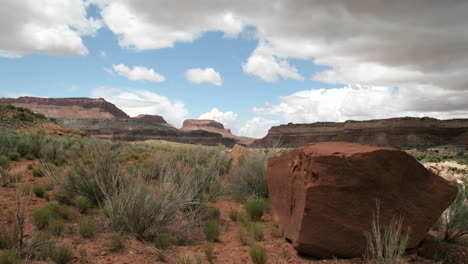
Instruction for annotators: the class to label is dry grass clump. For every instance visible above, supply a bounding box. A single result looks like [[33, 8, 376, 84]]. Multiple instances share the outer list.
[[442, 179, 468, 242]]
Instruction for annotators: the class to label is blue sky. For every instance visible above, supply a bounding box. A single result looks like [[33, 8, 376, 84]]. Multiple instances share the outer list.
[[1, 1, 467, 137]]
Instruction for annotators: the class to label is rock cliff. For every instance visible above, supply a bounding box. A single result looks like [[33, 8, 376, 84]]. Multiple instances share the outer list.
[[181, 119, 254, 145], [252, 117, 468, 147]]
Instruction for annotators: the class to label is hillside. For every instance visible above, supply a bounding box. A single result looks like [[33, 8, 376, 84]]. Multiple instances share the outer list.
[[252, 117, 468, 147]]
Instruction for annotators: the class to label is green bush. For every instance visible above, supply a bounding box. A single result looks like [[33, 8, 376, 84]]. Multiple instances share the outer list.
[[32, 167, 45, 177], [0, 250, 17, 264], [7, 152, 20, 161], [0, 156, 9, 169], [245, 199, 269, 222], [364, 205, 410, 264], [32, 207, 55, 230], [74, 196, 91, 214], [175, 255, 194, 264], [204, 220, 221, 242], [48, 220, 65, 236], [25, 153, 35, 160], [228, 153, 268, 202], [44, 202, 70, 220], [250, 244, 267, 264], [27, 164, 33, 170], [109, 234, 125, 252], [203, 243, 215, 263], [229, 209, 240, 221], [79, 217, 95, 238], [250, 222, 264, 241], [33, 184, 46, 198], [0, 229, 9, 249], [442, 179, 468, 242], [204, 207, 220, 222], [154, 233, 172, 250], [51, 244, 73, 264]]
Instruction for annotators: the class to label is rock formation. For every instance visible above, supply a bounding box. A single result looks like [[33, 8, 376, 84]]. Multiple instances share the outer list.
[[133, 114, 173, 127], [1, 96, 129, 119], [267, 142, 457, 258], [253, 117, 468, 147], [228, 144, 252, 166], [181, 119, 254, 145]]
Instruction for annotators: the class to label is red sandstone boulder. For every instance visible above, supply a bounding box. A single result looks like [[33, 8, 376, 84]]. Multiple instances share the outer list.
[[267, 142, 457, 258]]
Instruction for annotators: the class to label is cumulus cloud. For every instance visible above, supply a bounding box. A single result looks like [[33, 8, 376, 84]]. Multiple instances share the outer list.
[[91, 87, 188, 127], [108, 64, 166, 82], [238, 117, 280, 138], [0, 0, 101, 57], [253, 85, 468, 123], [185, 68, 223, 86], [199, 108, 238, 131], [242, 42, 304, 82]]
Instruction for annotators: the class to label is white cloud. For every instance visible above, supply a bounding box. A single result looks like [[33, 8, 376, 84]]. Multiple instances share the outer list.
[[242, 42, 304, 82], [91, 87, 188, 127], [108, 64, 166, 82], [185, 68, 223, 86], [0, 0, 101, 57], [253, 85, 468, 123], [99, 50, 107, 57], [199, 108, 238, 131], [238, 117, 280, 138]]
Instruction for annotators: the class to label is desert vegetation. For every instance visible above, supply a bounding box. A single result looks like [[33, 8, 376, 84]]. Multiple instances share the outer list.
[[0, 128, 466, 264]]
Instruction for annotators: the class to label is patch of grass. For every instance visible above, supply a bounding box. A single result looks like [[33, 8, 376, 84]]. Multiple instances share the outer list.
[[245, 198, 269, 222], [26, 164, 33, 170], [156, 249, 166, 262], [25, 153, 35, 160], [0, 250, 17, 264], [51, 244, 73, 264], [228, 153, 268, 202], [79, 217, 95, 238], [237, 226, 253, 246], [33, 184, 46, 198], [364, 203, 410, 264], [48, 220, 65, 236], [204, 220, 221, 242], [32, 167, 45, 177], [32, 207, 55, 230], [250, 222, 264, 241], [109, 234, 125, 252], [204, 207, 220, 222], [0, 229, 9, 249], [229, 208, 240, 221], [7, 152, 20, 161], [175, 255, 194, 264], [154, 233, 172, 250], [250, 244, 267, 264], [0, 156, 10, 169], [203, 242, 215, 263], [74, 196, 91, 214], [442, 179, 468, 242]]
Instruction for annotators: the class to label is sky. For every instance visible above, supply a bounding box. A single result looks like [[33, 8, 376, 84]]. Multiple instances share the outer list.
[[1, 0, 468, 138]]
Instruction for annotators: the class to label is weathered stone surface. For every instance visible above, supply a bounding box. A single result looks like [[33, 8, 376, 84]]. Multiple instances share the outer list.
[[253, 117, 468, 147], [267, 142, 457, 258], [229, 144, 252, 166]]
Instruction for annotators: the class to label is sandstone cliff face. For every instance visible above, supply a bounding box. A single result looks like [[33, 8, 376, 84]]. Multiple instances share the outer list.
[[253, 117, 468, 147], [132, 114, 173, 127], [181, 119, 254, 145], [1, 96, 129, 119]]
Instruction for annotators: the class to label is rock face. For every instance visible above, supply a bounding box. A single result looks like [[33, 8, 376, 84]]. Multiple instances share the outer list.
[[1, 96, 129, 119], [253, 117, 468, 147], [228, 144, 252, 166], [267, 142, 457, 258], [133, 114, 173, 127], [182, 119, 254, 145]]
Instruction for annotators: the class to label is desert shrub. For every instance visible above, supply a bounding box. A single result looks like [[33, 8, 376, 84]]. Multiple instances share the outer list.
[[51, 244, 73, 264], [25, 154, 35, 160], [228, 153, 268, 201], [109, 234, 125, 252], [0, 250, 17, 264], [229, 209, 240, 221], [74, 196, 91, 214], [33, 184, 46, 198], [7, 152, 20, 161], [32, 207, 54, 230], [442, 179, 468, 242], [26, 164, 33, 170], [156, 249, 166, 262], [0, 156, 9, 169], [250, 222, 264, 241], [245, 198, 269, 222], [237, 226, 252, 246], [250, 244, 267, 264], [44, 202, 70, 220], [43, 192, 51, 201], [204, 207, 220, 222], [204, 220, 221, 242], [175, 255, 194, 264], [203, 242, 215, 263], [48, 220, 65, 236], [154, 233, 172, 250], [32, 167, 45, 177], [0, 229, 9, 249], [364, 205, 410, 264], [0, 169, 11, 187], [79, 217, 95, 238]]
